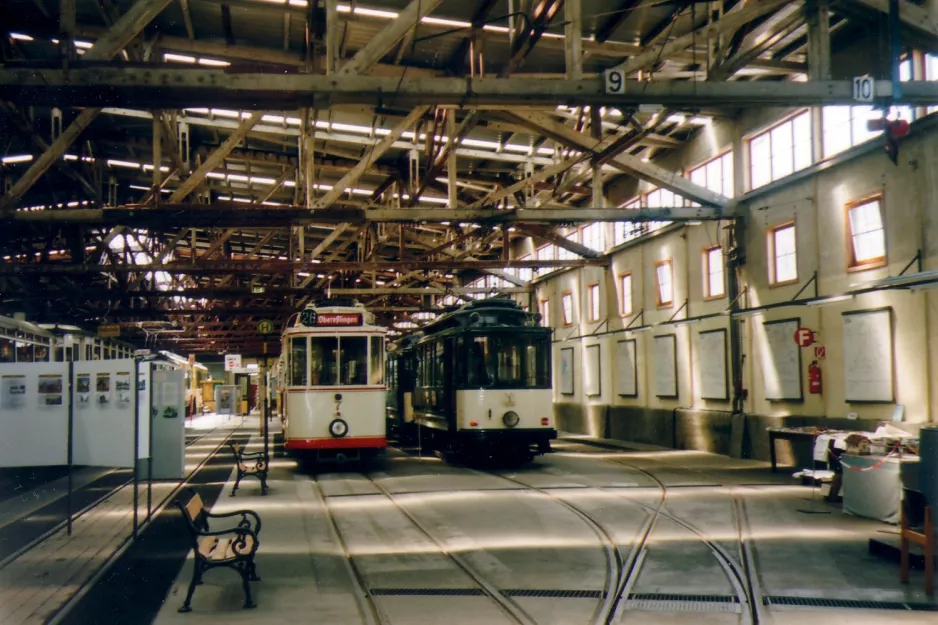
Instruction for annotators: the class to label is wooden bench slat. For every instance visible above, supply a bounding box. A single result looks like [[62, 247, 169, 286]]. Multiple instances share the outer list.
[[197, 536, 218, 558], [185, 494, 204, 521], [209, 538, 233, 561]]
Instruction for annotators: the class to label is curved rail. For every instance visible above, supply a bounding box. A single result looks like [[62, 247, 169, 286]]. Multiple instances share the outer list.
[[365, 475, 536, 625], [605, 460, 762, 625]]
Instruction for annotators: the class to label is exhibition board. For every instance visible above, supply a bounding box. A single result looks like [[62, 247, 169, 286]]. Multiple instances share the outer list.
[[0, 359, 167, 470], [0, 362, 69, 467]]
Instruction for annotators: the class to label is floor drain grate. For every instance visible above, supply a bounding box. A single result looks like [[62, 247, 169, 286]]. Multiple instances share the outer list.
[[765, 596, 938, 611], [624, 594, 741, 613], [506, 589, 605, 599], [370, 588, 485, 597], [630, 594, 740, 603]]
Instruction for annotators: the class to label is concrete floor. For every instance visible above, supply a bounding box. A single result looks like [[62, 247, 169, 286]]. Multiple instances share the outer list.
[[151, 433, 937, 624]]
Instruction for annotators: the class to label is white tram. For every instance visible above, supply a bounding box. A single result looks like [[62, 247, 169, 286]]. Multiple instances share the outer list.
[[280, 299, 388, 463]]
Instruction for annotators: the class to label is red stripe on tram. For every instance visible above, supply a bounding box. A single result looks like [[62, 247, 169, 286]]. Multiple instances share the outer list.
[[284, 436, 388, 450]]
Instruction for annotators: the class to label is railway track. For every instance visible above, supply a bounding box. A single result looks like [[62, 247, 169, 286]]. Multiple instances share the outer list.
[[473, 458, 763, 625], [313, 473, 538, 625]]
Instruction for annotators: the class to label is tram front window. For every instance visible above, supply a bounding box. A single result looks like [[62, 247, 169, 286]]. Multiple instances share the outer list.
[[467, 335, 550, 388], [369, 336, 385, 385], [309, 337, 337, 386], [290, 337, 307, 386], [340, 336, 367, 385]]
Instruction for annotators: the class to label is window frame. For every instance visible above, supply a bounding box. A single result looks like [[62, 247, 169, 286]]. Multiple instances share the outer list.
[[845, 192, 887, 271], [539, 298, 550, 327], [654, 259, 674, 309], [703, 246, 726, 300], [685, 150, 734, 202], [767, 222, 799, 287], [747, 109, 812, 190], [587, 283, 601, 322], [618, 273, 633, 317], [561, 291, 575, 326]]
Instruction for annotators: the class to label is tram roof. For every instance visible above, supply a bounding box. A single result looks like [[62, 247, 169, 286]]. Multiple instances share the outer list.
[[418, 297, 545, 337]]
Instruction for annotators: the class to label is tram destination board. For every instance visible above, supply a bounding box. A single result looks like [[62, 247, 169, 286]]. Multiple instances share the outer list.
[[299, 310, 363, 327]]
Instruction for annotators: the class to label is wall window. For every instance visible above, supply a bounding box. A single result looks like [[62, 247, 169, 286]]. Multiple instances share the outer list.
[[768, 223, 798, 285], [688, 151, 734, 201], [580, 223, 606, 252], [822, 106, 882, 158], [561, 291, 574, 326], [846, 195, 886, 270], [655, 260, 673, 308], [619, 273, 633, 316], [587, 283, 600, 321], [705, 247, 725, 298], [539, 298, 550, 327], [516, 254, 533, 283], [749, 111, 812, 189], [558, 230, 578, 260], [927, 54, 938, 115], [535, 245, 556, 278]]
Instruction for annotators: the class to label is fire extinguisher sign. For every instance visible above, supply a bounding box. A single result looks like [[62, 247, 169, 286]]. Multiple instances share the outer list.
[[794, 327, 815, 348], [814, 346, 826, 360]]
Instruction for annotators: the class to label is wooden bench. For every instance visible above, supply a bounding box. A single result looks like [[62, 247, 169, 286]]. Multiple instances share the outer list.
[[229, 442, 269, 496], [900, 488, 934, 596], [175, 489, 262, 612]]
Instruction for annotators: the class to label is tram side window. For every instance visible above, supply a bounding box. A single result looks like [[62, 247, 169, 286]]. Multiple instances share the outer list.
[[290, 337, 308, 386], [526, 339, 550, 387], [495, 337, 523, 385], [309, 337, 338, 385], [468, 337, 492, 387], [340, 337, 367, 385], [0, 339, 14, 363], [16, 343, 34, 363], [369, 336, 385, 385]]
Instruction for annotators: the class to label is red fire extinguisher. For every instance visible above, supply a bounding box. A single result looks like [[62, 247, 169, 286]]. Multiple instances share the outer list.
[[808, 360, 822, 395]]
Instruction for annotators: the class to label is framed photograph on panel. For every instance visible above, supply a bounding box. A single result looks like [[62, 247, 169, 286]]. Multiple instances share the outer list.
[[616, 339, 638, 397], [843, 308, 894, 403], [653, 334, 678, 398], [698, 329, 728, 400], [559, 347, 575, 395], [585, 344, 601, 396], [760, 318, 803, 401]]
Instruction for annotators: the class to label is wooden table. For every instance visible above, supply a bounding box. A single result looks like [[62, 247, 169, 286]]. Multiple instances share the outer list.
[[767, 428, 822, 472]]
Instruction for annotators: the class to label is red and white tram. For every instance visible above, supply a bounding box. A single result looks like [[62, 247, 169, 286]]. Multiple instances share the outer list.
[[280, 299, 388, 463]]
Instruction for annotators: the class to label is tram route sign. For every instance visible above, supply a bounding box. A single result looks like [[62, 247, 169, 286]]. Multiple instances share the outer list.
[[256, 320, 275, 335], [299, 310, 362, 327]]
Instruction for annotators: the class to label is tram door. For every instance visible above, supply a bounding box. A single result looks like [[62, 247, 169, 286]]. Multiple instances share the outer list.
[[444, 338, 457, 432]]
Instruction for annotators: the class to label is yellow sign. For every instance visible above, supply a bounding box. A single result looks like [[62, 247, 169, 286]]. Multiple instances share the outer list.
[[257, 320, 275, 335], [97, 324, 120, 338]]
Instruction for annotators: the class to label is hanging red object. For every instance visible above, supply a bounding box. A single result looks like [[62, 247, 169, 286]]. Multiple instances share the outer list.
[[887, 119, 910, 138]]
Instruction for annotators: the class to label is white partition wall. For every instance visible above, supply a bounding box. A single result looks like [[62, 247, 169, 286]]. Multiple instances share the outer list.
[[0, 362, 69, 467], [72, 359, 137, 468], [137, 363, 151, 459]]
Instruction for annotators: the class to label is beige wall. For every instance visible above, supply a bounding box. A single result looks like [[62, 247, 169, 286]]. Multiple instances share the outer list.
[[526, 115, 938, 426]]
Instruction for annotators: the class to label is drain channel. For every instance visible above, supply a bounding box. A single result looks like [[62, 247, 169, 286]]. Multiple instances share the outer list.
[[765, 596, 938, 611]]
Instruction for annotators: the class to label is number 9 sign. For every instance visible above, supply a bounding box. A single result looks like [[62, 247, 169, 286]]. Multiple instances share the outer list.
[[604, 68, 625, 95]]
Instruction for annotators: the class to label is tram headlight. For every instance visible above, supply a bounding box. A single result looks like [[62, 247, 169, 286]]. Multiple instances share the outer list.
[[329, 418, 349, 438], [502, 411, 520, 428]]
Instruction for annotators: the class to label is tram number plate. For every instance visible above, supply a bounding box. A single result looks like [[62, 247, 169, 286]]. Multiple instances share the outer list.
[[300, 311, 362, 327]]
